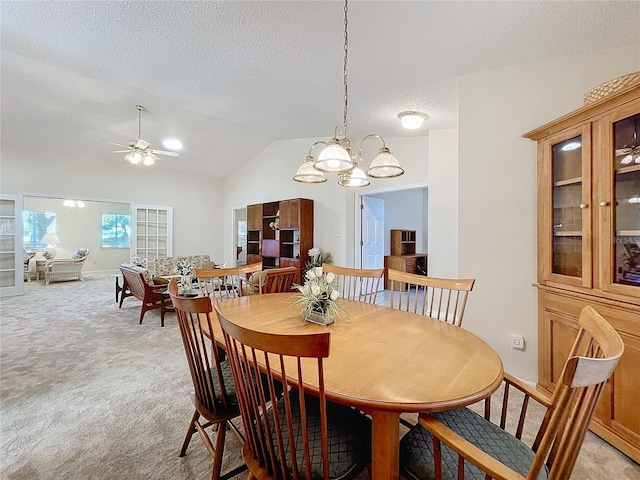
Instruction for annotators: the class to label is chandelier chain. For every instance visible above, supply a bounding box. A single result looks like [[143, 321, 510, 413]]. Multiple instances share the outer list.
[[342, 0, 349, 133]]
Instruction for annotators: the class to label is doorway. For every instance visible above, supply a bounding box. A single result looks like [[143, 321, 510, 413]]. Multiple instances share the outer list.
[[233, 207, 247, 266], [355, 186, 428, 269]]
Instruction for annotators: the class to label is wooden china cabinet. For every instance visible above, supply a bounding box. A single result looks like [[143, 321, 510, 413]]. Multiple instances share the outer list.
[[524, 83, 640, 462]]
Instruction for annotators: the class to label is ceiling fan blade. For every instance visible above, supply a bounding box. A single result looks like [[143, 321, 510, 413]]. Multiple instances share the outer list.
[[97, 139, 130, 148], [149, 149, 179, 157], [135, 139, 150, 150], [110, 150, 132, 153], [148, 152, 160, 161], [615, 148, 632, 155]]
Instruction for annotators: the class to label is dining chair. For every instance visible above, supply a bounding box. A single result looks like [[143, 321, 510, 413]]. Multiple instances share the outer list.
[[167, 279, 248, 480], [215, 305, 373, 480], [195, 262, 263, 302], [261, 266, 298, 294], [322, 263, 384, 304], [399, 305, 624, 480], [387, 269, 475, 327]]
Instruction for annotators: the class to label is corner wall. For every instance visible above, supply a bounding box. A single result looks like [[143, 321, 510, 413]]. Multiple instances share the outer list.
[[457, 44, 640, 382]]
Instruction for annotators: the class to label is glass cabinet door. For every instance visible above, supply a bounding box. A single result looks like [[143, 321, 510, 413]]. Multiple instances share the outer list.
[[600, 105, 640, 297], [543, 125, 592, 287]]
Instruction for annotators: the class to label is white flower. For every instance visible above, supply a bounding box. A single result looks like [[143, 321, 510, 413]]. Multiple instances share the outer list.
[[326, 272, 335, 283], [311, 285, 321, 296], [308, 247, 321, 260], [313, 266, 323, 277], [330, 289, 340, 301], [302, 284, 310, 295], [306, 269, 316, 280]]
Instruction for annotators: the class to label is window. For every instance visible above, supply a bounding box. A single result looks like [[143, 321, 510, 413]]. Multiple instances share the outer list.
[[101, 213, 131, 249], [23, 211, 57, 250]]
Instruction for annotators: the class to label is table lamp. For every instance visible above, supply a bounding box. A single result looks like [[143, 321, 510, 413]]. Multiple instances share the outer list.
[[41, 233, 61, 259]]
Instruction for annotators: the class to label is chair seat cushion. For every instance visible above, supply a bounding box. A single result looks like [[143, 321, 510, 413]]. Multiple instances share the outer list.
[[400, 407, 548, 480], [269, 391, 371, 480]]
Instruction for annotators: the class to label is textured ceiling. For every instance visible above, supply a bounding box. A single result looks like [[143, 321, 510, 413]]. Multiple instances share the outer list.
[[2, 1, 639, 177]]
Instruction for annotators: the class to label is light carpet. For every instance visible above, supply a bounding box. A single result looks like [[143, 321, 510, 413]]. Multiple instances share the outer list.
[[1, 273, 638, 479]]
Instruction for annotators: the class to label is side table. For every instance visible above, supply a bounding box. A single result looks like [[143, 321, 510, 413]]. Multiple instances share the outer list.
[[155, 287, 200, 327], [35, 259, 47, 282], [110, 273, 124, 303]]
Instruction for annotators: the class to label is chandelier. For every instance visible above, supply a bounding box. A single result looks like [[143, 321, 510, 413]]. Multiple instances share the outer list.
[[293, 0, 404, 187]]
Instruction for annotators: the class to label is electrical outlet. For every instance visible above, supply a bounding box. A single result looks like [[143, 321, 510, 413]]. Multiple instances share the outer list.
[[510, 334, 525, 350]]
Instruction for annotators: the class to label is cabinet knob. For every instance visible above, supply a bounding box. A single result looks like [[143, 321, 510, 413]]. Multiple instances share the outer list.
[[599, 201, 609, 207], [579, 203, 588, 209]]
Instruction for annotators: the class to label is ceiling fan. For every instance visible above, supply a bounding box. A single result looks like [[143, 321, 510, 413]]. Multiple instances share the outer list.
[[616, 145, 640, 165], [99, 104, 179, 166]]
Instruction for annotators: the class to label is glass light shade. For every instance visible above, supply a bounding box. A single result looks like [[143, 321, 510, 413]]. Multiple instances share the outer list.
[[314, 139, 354, 173], [76, 201, 85, 208], [338, 166, 370, 187], [366, 147, 404, 178], [143, 154, 155, 166], [398, 111, 428, 130], [293, 156, 327, 183], [63, 200, 76, 207], [124, 151, 143, 164]]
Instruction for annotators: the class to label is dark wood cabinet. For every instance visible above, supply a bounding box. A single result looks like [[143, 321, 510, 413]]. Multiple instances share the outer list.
[[384, 254, 427, 290]]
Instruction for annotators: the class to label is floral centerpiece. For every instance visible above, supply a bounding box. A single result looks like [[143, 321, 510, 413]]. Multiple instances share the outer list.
[[292, 265, 346, 326], [175, 260, 195, 293], [42, 251, 54, 261]]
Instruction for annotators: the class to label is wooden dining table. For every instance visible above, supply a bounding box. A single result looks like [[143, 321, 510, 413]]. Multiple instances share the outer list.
[[212, 293, 504, 480]]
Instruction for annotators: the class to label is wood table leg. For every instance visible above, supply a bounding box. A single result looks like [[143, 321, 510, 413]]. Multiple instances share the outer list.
[[370, 410, 400, 480]]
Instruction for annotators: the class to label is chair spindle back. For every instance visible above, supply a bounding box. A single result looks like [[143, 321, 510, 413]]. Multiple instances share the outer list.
[[387, 269, 475, 327], [321, 263, 384, 304]]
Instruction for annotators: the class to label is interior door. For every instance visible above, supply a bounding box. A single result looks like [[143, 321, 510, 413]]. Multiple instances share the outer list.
[[0, 194, 24, 297], [360, 196, 384, 272], [130, 204, 173, 274]]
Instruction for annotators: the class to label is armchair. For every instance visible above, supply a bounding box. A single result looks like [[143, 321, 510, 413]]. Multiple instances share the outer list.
[[44, 248, 90, 285]]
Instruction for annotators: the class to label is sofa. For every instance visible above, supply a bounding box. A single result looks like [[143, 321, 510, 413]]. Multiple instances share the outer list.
[[44, 248, 90, 285], [153, 255, 215, 277]]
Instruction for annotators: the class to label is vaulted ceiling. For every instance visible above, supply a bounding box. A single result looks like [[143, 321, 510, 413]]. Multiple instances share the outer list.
[[2, 1, 638, 177]]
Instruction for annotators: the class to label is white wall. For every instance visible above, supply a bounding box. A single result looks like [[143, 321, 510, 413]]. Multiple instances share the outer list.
[[369, 188, 428, 256], [457, 44, 640, 382], [1, 144, 225, 266], [428, 128, 459, 279], [223, 136, 429, 267]]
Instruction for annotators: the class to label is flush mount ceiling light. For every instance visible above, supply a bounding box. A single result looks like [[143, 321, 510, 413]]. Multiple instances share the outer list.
[[293, 0, 403, 187], [162, 138, 182, 150], [398, 111, 428, 130], [561, 141, 581, 151], [62, 200, 85, 208]]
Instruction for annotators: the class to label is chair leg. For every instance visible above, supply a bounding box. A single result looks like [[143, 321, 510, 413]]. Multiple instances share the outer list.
[[180, 410, 200, 457], [211, 423, 227, 480]]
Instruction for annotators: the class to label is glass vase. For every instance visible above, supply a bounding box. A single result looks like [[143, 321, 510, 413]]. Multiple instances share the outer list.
[[302, 308, 335, 326], [179, 275, 193, 294]]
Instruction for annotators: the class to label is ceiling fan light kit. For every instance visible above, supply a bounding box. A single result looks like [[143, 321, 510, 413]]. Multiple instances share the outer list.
[[293, 0, 403, 187]]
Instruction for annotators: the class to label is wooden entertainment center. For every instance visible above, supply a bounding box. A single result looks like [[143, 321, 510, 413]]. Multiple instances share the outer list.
[[246, 198, 313, 283]]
